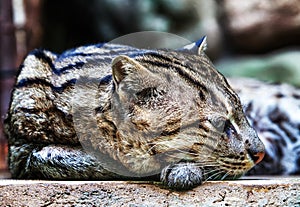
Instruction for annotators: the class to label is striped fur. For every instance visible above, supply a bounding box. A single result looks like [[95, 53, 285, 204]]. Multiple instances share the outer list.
[[5, 41, 264, 189]]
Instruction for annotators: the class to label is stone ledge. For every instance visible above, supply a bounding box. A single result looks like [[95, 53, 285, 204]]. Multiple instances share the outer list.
[[1, 177, 300, 206]]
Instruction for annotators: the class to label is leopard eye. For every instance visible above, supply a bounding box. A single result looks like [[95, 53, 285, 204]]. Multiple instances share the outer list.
[[224, 120, 236, 137], [210, 117, 226, 132]]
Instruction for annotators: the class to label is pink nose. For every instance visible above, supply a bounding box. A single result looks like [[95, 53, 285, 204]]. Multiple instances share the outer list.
[[253, 152, 265, 164]]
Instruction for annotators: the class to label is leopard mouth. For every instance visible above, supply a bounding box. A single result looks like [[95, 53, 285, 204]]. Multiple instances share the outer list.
[[202, 165, 246, 181], [202, 156, 255, 181], [204, 170, 244, 181]]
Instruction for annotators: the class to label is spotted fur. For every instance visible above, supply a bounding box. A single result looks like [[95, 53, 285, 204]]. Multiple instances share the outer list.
[[229, 78, 300, 175]]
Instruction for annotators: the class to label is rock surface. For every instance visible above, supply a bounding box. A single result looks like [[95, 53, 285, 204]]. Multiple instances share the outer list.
[[220, 0, 300, 52], [1, 178, 300, 206]]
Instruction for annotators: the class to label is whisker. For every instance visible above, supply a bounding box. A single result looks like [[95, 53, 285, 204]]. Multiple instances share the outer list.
[[194, 161, 219, 168], [145, 143, 159, 154], [203, 169, 224, 181], [205, 172, 221, 181], [220, 171, 230, 181]]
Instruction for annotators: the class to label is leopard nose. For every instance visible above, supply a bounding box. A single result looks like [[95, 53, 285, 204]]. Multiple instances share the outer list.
[[250, 151, 265, 164]]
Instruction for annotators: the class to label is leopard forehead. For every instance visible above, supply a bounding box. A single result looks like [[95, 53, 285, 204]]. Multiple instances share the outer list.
[[111, 51, 248, 148], [115, 51, 242, 120]]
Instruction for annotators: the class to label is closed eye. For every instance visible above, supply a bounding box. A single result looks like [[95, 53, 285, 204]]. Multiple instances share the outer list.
[[210, 118, 237, 137], [224, 120, 236, 137], [210, 117, 226, 132]]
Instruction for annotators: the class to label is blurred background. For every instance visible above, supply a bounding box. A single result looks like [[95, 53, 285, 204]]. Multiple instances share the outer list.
[[1, 0, 300, 174]]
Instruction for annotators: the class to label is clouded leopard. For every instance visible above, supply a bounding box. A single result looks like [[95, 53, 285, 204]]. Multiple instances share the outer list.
[[4, 37, 265, 190]]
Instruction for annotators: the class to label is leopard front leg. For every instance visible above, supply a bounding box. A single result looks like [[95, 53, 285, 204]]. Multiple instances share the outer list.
[[160, 162, 203, 190]]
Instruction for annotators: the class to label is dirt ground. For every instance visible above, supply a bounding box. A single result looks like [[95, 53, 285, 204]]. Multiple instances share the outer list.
[[1, 177, 300, 206]]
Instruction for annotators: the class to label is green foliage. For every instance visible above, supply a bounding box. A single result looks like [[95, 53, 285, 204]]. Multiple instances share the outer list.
[[216, 51, 300, 86]]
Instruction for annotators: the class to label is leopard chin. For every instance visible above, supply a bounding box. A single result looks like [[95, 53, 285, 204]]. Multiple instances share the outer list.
[[204, 154, 261, 181]]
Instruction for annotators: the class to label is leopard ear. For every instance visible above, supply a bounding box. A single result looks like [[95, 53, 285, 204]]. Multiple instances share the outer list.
[[179, 36, 207, 55], [112, 55, 150, 86]]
